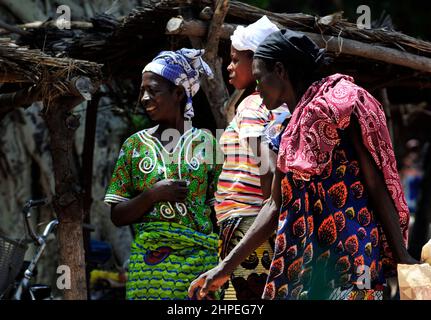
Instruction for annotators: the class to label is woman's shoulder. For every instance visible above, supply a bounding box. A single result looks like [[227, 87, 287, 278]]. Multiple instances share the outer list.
[[191, 127, 217, 143], [236, 92, 264, 114], [121, 126, 158, 146]]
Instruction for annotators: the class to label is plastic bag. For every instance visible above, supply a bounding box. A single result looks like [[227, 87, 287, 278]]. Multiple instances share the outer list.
[[398, 239, 431, 300], [421, 239, 431, 265]]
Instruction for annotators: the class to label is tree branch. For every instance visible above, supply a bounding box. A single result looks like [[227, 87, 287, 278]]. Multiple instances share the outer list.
[[173, 1, 232, 128], [0, 21, 94, 35], [204, 0, 229, 61], [0, 85, 41, 117], [303, 32, 431, 74], [0, 19, 30, 36], [166, 17, 431, 74], [166, 16, 236, 39]]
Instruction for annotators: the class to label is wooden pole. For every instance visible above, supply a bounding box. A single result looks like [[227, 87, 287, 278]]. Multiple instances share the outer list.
[[40, 77, 99, 300], [166, 17, 431, 75], [177, 1, 231, 129], [81, 94, 100, 300], [42, 96, 88, 300]]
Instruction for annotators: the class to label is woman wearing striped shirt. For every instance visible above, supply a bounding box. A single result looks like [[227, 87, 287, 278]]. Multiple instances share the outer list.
[[214, 16, 288, 300]]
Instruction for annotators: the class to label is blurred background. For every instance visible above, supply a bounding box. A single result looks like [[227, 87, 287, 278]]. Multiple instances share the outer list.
[[0, 0, 430, 299]]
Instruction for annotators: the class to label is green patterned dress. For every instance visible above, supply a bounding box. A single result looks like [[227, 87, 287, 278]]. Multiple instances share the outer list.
[[105, 126, 222, 300]]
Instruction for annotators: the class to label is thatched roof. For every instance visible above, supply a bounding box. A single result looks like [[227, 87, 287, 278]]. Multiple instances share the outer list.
[[2, 0, 431, 90], [0, 38, 102, 83]]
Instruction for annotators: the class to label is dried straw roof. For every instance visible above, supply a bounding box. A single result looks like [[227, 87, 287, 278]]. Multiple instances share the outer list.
[[0, 38, 102, 84], [2, 0, 431, 89]]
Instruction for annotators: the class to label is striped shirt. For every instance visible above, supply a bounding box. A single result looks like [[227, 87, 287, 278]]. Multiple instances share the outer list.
[[215, 93, 289, 223]]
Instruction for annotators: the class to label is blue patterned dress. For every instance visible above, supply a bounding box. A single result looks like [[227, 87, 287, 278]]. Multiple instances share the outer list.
[[262, 113, 386, 300]]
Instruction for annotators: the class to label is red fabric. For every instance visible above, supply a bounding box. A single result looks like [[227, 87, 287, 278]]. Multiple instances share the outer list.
[[277, 73, 409, 266]]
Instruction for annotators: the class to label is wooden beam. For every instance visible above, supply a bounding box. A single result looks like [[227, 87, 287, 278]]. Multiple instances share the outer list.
[[0, 85, 41, 118], [303, 32, 431, 74], [166, 17, 431, 74], [0, 19, 30, 36], [166, 16, 236, 40], [204, 0, 229, 61], [0, 21, 95, 35], [0, 72, 32, 83]]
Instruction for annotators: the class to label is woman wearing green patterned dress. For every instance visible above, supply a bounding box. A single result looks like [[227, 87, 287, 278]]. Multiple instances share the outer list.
[[104, 49, 222, 300]]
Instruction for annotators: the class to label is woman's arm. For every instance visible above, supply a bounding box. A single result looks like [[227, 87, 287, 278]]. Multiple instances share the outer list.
[[248, 137, 274, 199], [188, 167, 282, 298], [258, 141, 278, 198], [111, 179, 189, 227], [223, 167, 282, 267], [347, 117, 417, 264]]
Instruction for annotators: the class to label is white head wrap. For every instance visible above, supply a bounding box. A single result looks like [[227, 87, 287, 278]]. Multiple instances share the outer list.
[[230, 15, 280, 52]]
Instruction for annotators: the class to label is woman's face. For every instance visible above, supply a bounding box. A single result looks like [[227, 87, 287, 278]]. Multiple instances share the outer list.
[[227, 46, 254, 90], [140, 72, 183, 122], [252, 58, 285, 110]]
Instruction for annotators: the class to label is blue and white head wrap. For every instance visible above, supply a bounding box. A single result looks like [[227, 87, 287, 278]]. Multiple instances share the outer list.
[[142, 48, 213, 120]]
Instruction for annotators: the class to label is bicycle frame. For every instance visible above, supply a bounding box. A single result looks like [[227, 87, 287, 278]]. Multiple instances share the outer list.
[[12, 200, 58, 300]]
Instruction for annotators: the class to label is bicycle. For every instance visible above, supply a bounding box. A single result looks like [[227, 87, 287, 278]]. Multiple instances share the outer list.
[[0, 199, 58, 300]]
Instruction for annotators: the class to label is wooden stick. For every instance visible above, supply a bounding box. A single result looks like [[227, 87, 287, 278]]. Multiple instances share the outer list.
[[166, 16, 236, 39], [0, 20, 30, 36], [180, 1, 232, 129], [0, 85, 40, 110], [166, 17, 431, 74], [303, 32, 431, 74], [205, 0, 229, 61], [0, 21, 95, 35]]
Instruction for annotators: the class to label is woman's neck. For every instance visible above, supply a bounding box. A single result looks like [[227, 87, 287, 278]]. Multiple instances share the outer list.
[[157, 115, 185, 135], [285, 81, 298, 114]]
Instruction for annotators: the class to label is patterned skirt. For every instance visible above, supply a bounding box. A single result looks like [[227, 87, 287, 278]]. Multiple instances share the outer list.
[[219, 216, 275, 300], [126, 222, 219, 300], [262, 141, 386, 300]]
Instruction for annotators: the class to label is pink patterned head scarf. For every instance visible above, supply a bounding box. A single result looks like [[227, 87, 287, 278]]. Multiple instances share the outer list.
[[277, 73, 409, 271]]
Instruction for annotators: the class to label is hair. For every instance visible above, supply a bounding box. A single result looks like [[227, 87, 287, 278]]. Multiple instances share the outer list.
[[254, 29, 332, 98], [244, 50, 254, 59], [260, 53, 331, 98]]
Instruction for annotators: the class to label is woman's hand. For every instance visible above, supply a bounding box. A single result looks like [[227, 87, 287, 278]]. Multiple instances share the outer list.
[[398, 253, 421, 265], [188, 264, 231, 300], [151, 179, 189, 203]]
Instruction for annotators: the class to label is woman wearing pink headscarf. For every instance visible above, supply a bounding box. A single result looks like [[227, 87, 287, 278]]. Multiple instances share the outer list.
[[190, 29, 417, 300]]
